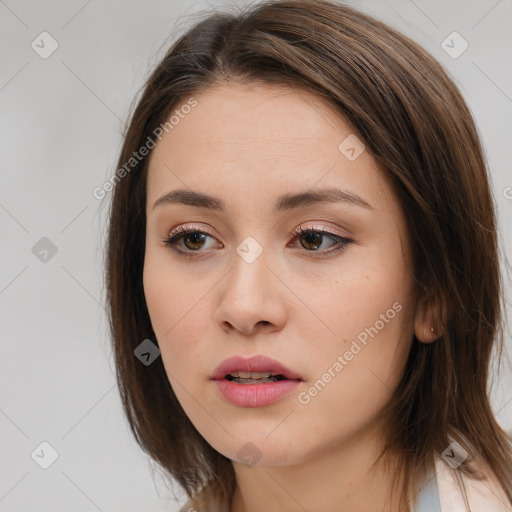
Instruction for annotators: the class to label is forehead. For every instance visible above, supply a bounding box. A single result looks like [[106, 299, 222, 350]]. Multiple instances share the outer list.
[[146, 82, 398, 216]]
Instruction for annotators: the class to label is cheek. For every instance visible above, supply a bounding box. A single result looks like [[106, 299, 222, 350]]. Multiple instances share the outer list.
[[303, 236, 413, 404], [304, 239, 410, 353], [143, 245, 206, 331], [142, 251, 237, 422], [142, 256, 207, 373], [293, 289, 412, 452]]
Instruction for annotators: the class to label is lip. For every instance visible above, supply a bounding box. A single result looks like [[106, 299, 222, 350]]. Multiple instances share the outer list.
[[211, 355, 303, 408], [213, 379, 301, 407], [211, 355, 303, 381]]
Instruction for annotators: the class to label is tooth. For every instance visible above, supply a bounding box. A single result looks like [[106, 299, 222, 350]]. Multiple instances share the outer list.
[[231, 371, 273, 379], [234, 377, 277, 384]]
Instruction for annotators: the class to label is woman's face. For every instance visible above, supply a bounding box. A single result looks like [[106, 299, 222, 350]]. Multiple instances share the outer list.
[[143, 82, 419, 467]]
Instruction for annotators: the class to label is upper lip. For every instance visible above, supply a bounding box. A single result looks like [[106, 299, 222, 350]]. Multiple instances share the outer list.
[[211, 355, 303, 381]]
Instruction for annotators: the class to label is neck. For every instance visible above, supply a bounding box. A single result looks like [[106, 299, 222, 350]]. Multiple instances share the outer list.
[[229, 422, 406, 512]]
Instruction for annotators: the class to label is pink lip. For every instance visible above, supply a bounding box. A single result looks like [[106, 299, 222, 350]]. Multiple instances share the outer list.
[[211, 355, 303, 408]]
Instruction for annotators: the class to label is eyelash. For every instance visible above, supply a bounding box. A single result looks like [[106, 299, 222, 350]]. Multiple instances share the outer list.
[[161, 224, 354, 259]]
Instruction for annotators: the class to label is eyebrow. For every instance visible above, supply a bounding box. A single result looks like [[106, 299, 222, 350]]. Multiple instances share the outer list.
[[152, 187, 373, 213]]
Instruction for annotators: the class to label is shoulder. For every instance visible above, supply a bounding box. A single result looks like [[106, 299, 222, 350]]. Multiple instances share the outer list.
[[434, 452, 512, 511], [178, 454, 512, 512]]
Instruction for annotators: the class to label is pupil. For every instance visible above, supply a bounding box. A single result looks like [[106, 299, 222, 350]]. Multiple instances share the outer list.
[[302, 232, 321, 250], [184, 233, 205, 250]]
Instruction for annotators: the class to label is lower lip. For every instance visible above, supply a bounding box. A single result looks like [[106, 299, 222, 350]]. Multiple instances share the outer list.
[[213, 378, 301, 407]]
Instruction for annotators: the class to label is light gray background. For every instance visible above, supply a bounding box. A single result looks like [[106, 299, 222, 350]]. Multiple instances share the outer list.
[[1, 0, 511, 510]]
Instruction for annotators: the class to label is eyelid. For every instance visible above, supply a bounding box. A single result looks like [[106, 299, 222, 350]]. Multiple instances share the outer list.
[[290, 222, 348, 238], [167, 223, 216, 239]]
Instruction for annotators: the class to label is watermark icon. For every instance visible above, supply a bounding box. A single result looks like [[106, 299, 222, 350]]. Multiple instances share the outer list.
[[32, 236, 58, 263], [31, 31, 59, 59], [297, 301, 403, 405], [503, 186, 512, 200], [93, 97, 198, 200], [31, 441, 59, 469], [338, 134, 365, 161], [441, 440, 469, 469], [236, 442, 263, 467], [134, 338, 161, 366], [441, 31, 469, 59], [236, 236, 263, 264]]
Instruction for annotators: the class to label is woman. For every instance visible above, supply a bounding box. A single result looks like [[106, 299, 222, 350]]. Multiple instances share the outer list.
[[104, 0, 512, 510]]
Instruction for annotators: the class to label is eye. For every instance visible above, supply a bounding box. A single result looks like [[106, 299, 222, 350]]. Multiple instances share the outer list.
[[161, 225, 220, 257], [289, 225, 353, 257], [161, 224, 353, 258]]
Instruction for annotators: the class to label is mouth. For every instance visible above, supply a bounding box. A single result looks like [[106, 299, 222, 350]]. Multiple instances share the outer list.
[[211, 356, 303, 408], [212, 356, 303, 407], [211, 355, 303, 383]]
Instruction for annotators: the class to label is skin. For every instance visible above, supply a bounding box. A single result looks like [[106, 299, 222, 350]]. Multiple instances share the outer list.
[[143, 82, 438, 512]]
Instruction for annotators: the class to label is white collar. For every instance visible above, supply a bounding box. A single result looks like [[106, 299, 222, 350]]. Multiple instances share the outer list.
[[434, 452, 511, 511]]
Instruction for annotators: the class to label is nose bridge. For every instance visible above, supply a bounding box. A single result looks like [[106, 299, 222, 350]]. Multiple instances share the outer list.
[[229, 234, 272, 297]]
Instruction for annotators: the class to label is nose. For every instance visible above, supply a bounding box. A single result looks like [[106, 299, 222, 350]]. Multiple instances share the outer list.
[[213, 249, 288, 336]]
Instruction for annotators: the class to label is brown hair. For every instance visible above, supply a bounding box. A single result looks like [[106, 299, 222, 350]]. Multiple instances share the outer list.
[[104, 0, 512, 509]]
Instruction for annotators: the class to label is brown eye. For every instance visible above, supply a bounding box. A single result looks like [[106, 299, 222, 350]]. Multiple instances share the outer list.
[[162, 226, 220, 258], [298, 230, 325, 251], [291, 226, 353, 256], [182, 232, 208, 251]]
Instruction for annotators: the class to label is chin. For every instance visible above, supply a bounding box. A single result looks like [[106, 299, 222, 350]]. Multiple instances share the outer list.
[[208, 434, 311, 468]]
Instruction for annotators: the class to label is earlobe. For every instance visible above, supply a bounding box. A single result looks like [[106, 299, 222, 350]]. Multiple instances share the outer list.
[[415, 326, 438, 344], [414, 293, 441, 343]]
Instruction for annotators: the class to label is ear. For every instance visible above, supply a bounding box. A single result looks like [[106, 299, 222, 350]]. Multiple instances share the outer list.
[[414, 292, 441, 343]]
